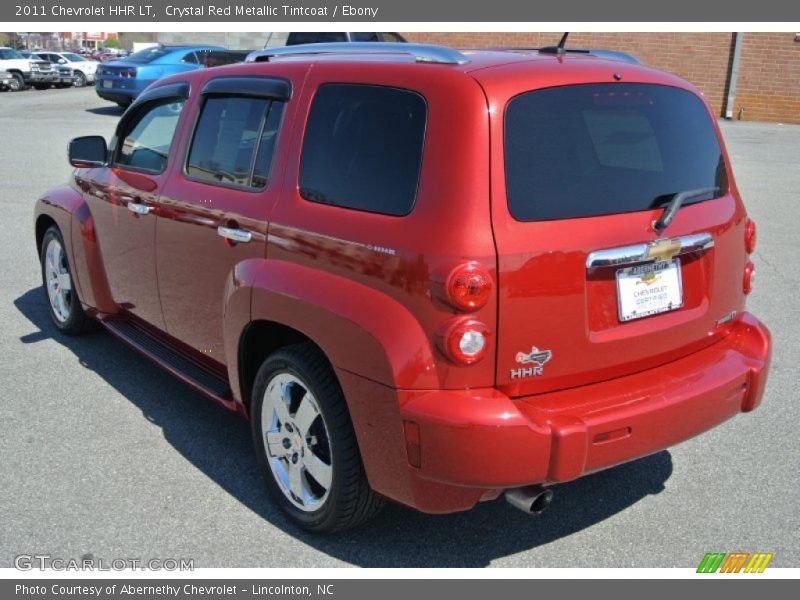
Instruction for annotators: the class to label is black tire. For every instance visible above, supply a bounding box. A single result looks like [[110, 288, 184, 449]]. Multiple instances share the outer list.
[[250, 343, 384, 532], [8, 72, 24, 92], [73, 71, 86, 87], [39, 225, 95, 336]]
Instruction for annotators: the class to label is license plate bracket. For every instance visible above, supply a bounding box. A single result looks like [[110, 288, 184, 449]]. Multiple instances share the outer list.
[[616, 259, 683, 322]]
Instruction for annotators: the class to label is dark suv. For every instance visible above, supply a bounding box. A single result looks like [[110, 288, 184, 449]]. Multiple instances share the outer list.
[[35, 43, 770, 532]]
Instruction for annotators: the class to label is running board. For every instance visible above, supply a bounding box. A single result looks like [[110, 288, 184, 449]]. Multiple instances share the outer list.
[[102, 319, 232, 402]]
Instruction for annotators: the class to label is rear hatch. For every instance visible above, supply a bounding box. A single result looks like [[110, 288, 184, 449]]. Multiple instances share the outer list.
[[481, 73, 747, 397]]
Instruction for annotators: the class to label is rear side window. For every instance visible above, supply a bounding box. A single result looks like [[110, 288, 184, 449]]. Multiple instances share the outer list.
[[116, 99, 185, 173], [504, 84, 727, 222], [186, 96, 284, 189], [299, 84, 426, 216]]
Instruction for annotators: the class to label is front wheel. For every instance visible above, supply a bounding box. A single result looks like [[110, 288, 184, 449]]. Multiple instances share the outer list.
[[251, 343, 383, 532], [8, 72, 24, 91], [73, 71, 86, 87], [40, 226, 94, 335]]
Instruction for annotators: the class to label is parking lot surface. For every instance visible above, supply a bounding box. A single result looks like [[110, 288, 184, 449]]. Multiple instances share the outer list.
[[1, 86, 797, 568]]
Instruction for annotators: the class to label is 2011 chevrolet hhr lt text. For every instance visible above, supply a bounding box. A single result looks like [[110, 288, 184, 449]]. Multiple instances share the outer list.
[[34, 42, 771, 532]]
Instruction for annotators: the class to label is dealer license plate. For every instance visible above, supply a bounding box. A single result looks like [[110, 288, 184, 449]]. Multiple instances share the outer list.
[[616, 259, 683, 322]]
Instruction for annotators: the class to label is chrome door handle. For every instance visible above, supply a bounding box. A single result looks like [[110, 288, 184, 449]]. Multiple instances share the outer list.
[[127, 202, 151, 216], [217, 226, 252, 244]]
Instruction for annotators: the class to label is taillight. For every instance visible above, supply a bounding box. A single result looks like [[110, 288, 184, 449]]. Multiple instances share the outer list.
[[445, 263, 492, 312], [438, 318, 490, 366], [745, 218, 757, 254], [120, 69, 136, 78], [744, 261, 755, 295]]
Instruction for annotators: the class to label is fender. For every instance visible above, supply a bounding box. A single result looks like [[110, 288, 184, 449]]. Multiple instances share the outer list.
[[226, 258, 440, 393], [34, 181, 116, 315]]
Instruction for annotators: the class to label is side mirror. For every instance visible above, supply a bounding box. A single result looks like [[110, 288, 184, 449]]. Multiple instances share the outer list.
[[58, 58, 67, 64], [68, 136, 108, 168]]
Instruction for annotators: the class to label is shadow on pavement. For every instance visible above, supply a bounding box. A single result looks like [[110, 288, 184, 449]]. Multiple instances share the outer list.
[[15, 286, 673, 567]]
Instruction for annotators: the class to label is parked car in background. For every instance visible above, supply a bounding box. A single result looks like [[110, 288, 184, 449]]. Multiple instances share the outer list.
[[40, 42, 771, 532], [51, 63, 75, 88], [34, 51, 97, 87], [0, 47, 59, 90], [0, 69, 16, 91], [95, 45, 229, 107]]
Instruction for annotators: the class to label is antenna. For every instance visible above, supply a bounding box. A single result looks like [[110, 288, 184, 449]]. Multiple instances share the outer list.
[[557, 32, 569, 55], [539, 32, 570, 56]]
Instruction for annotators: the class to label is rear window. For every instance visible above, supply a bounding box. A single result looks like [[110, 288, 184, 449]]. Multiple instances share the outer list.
[[504, 84, 727, 222], [125, 46, 172, 63], [299, 84, 426, 216]]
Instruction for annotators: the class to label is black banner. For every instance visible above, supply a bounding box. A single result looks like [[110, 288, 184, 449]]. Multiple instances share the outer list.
[[3, 0, 800, 22], [3, 579, 799, 600]]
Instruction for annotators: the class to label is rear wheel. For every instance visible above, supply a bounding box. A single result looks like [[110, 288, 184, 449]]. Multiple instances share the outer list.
[[40, 226, 94, 335], [250, 343, 383, 532]]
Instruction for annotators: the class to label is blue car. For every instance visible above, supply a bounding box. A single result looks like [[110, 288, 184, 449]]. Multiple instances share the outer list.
[[95, 45, 225, 107]]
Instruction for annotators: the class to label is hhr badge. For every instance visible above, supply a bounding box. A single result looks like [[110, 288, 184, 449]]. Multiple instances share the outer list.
[[511, 346, 552, 379]]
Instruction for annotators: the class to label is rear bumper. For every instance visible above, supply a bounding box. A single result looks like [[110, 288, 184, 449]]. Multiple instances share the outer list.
[[345, 312, 771, 513]]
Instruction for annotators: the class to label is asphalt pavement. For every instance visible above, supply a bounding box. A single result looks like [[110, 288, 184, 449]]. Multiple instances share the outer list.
[[0, 86, 797, 568]]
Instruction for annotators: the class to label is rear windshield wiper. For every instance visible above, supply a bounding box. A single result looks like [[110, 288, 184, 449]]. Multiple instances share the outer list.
[[652, 186, 719, 235]]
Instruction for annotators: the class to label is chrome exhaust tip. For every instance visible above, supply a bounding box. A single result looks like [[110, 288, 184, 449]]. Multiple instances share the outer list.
[[504, 485, 553, 515]]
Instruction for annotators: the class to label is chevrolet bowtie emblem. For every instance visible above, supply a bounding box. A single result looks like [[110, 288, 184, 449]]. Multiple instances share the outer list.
[[646, 238, 681, 262]]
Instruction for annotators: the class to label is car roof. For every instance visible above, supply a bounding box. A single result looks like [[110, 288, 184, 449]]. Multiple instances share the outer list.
[[153, 48, 697, 99]]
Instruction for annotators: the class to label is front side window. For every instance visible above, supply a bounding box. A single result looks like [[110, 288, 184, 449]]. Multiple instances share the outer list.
[[186, 95, 284, 189], [299, 84, 427, 216], [115, 99, 185, 173], [504, 84, 727, 222]]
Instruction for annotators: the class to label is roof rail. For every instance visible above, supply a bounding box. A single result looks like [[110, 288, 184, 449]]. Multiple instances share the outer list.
[[245, 42, 470, 65]]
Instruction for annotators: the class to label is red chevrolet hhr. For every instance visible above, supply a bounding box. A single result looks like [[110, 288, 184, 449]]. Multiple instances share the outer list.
[[34, 42, 771, 532]]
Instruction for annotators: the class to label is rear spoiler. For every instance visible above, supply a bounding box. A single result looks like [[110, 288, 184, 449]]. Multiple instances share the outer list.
[[483, 47, 642, 65]]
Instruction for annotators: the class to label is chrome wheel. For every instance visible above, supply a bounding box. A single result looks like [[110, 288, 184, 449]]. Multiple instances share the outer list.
[[261, 372, 333, 512], [44, 238, 72, 323]]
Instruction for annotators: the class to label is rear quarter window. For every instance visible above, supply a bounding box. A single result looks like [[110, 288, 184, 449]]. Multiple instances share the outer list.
[[504, 84, 727, 222], [299, 83, 427, 216]]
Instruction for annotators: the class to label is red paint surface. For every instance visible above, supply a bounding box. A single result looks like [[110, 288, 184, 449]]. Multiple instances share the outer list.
[[34, 52, 772, 513]]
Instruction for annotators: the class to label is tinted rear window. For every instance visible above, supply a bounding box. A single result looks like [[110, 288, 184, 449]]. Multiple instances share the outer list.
[[504, 84, 727, 222], [299, 84, 426, 216], [125, 46, 172, 63]]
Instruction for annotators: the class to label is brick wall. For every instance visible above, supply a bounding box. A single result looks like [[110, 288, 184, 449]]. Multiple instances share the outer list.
[[403, 32, 800, 124], [735, 32, 800, 123]]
